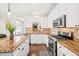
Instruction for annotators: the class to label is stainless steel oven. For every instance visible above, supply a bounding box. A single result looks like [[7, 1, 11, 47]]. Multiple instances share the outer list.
[[48, 36, 57, 56], [48, 31, 73, 56]]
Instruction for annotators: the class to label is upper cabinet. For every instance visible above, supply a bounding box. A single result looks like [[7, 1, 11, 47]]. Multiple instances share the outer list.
[[66, 4, 79, 27]]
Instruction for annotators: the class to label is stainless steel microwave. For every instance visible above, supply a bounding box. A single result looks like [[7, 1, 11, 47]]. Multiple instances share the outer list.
[[53, 15, 66, 28]]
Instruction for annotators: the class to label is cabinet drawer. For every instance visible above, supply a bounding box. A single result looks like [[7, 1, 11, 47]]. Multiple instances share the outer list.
[[57, 43, 77, 56], [18, 43, 27, 56], [13, 42, 25, 56]]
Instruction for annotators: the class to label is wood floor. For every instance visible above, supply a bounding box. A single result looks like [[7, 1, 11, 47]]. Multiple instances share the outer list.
[[28, 44, 49, 56]]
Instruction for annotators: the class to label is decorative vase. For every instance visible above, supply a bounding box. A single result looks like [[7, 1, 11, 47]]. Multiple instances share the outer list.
[[10, 33, 14, 40]]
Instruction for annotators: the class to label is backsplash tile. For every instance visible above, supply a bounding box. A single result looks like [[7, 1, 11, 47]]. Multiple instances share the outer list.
[[52, 27, 79, 41]]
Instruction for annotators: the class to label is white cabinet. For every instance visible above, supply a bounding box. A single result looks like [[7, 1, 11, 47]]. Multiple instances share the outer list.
[[31, 34, 48, 46], [13, 43, 24, 56], [15, 37, 29, 56], [13, 38, 29, 56], [57, 43, 77, 56], [24, 38, 29, 55], [14, 42, 28, 56], [66, 3, 79, 27], [31, 34, 40, 44], [43, 35, 48, 47]]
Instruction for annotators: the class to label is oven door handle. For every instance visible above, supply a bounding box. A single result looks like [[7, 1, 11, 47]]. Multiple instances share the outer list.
[[48, 37, 56, 41]]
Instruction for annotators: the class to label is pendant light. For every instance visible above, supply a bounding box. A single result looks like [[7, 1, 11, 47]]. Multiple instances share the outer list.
[[8, 3, 11, 18]]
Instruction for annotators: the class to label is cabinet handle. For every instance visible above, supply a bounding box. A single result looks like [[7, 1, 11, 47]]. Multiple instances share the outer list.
[[22, 47, 24, 50], [75, 25, 77, 27], [63, 54, 65, 56], [59, 46, 61, 48], [18, 48, 20, 50]]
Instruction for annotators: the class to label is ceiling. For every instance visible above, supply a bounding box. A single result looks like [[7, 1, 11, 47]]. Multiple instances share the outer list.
[[0, 3, 57, 17]]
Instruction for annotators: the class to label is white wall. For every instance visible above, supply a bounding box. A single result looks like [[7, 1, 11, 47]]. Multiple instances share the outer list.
[[48, 3, 79, 28], [0, 13, 8, 35], [21, 16, 49, 28], [48, 3, 67, 28], [0, 19, 6, 34], [66, 3, 79, 27]]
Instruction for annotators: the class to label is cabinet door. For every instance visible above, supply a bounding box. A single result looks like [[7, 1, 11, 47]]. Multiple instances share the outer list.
[[24, 38, 29, 55], [31, 34, 41, 44], [57, 43, 65, 56], [42, 34, 48, 47], [57, 48, 65, 56], [57, 43, 77, 56], [20, 42, 28, 56], [13, 40, 29, 56], [66, 4, 79, 27], [31, 34, 37, 44], [13, 43, 23, 56], [37, 34, 45, 44], [13, 43, 28, 56], [15, 50, 22, 56]]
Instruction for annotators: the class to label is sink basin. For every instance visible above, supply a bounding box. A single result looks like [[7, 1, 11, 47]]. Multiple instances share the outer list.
[[0, 34, 7, 38]]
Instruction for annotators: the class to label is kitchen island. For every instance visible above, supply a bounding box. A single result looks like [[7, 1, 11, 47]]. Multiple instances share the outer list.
[[0, 34, 29, 56]]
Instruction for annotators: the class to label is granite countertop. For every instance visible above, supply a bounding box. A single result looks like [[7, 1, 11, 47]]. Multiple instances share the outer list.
[[57, 39, 79, 56], [26, 28, 51, 35], [0, 35, 29, 53], [48, 32, 79, 56]]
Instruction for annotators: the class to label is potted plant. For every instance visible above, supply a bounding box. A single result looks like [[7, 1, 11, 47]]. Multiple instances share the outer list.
[[6, 22, 16, 40]]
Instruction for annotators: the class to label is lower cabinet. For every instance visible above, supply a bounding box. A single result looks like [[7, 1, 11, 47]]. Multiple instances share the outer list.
[[24, 39, 29, 55], [13, 38, 29, 56], [57, 43, 77, 56]]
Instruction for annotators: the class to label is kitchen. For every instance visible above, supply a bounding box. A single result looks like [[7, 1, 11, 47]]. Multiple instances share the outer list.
[[0, 3, 79, 56]]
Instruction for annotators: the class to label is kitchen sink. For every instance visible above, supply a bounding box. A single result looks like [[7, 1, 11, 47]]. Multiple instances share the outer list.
[[0, 34, 7, 38]]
